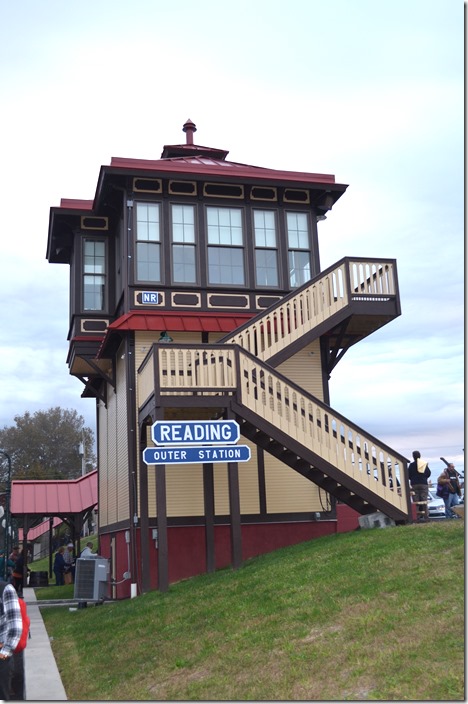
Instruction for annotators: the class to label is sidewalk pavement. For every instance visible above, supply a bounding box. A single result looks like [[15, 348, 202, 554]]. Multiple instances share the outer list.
[[23, 588, 67, 701]]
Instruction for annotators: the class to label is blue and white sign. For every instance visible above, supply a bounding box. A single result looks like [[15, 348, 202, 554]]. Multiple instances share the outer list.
[[141, 291, 160, 304], [143, 445, 251, 465], [151, 420, 240, 447]]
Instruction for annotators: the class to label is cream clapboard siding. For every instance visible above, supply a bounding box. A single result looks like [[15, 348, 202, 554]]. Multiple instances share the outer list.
[[137, 332, 205, 519], [98, 345, 129, 527], [116, 352, 129, 522], [276, 339, 324, 399], [213, 439, 259, 515], [98, 400, 109, 527], [266, 340, 327, 513]]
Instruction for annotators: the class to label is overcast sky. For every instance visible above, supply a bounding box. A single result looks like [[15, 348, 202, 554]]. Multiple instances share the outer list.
[[0, 0, 463, 478]]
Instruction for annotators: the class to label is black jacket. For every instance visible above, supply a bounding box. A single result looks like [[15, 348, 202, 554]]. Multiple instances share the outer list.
[[408, 460, 431, 486]]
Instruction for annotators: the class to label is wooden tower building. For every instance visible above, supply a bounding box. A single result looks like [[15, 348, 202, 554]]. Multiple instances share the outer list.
[[46, 120, 411, 597]]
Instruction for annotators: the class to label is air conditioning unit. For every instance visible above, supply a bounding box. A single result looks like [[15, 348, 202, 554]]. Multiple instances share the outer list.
[[358, 512, 395, 530], [74, 557, 109, 601]]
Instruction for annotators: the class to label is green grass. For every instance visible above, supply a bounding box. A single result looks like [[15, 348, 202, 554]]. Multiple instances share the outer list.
[[39, 521, 464, 700]]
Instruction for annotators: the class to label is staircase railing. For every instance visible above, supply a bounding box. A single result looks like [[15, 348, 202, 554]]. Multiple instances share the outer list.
[[220, 257, 398, 361], [138, 343, 409, 518]]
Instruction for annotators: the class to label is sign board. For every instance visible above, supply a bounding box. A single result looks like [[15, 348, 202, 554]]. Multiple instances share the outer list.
[[151, 420, 240, 447], [143, 445, 251, 465], [141, 291, 160, 305]]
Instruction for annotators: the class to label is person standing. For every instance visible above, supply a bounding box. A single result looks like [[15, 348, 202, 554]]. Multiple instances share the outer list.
[[53, 546, 66, 586], [408, 450, 431, 521], [80, 542, 95, 558], [436, 473, 456, 519], [444, 462, 462, 516], [63, 543, 75, 583], [0, 580, 22, 700], [11, 550, 29, 598]]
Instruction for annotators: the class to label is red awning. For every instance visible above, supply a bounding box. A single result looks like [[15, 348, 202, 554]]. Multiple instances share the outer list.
[[107, 310, 255, 334]]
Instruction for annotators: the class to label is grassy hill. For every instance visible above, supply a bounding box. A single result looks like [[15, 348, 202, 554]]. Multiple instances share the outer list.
[[39, 520, 464, 700]]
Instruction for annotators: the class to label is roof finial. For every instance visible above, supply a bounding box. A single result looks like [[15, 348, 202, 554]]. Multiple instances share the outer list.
[[183, 119, 197, 145]]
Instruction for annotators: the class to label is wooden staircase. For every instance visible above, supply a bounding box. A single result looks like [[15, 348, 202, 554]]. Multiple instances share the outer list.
[[137, 256, 410, 522], [138, 346, 411, 523]]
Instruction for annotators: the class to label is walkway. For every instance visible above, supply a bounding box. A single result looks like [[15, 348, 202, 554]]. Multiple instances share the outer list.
[[23, 588, 67, 700]]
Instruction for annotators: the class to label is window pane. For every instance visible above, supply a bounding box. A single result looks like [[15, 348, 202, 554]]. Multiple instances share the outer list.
[[136, 202, 160, 241], [254, 210, 277, 247], [255, 249, 279, 287], [137, 242, 160, 282], [287, 212, 309, 249], [172, 205, 195, 243], [289, 250, 311, 287], [207, 207, 243, 245], [84, 275, 105, 310], [84, 241, 105, 273], [173, 244, 196, 283], [208, 247, 245, 285], [83, 240, 106, 310]]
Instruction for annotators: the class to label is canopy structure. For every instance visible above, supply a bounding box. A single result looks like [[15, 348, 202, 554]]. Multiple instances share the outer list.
[[10, 471, 98, 576]]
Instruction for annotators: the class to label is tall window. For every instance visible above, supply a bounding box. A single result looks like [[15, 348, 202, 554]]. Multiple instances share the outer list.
[[287, 212, 311, 287], [83, 239, 106, 311], [253, 210, 278, 287], [207, 207, 244, 285], [136, 202, 161, 282], [171, 204, 196, 283]]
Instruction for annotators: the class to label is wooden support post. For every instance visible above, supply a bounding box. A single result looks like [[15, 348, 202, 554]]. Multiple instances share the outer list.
[[156, 465, 169, 592], [228, 461, 242, 570], [139, 453, 150, 593], [203, 463, 215, 573]]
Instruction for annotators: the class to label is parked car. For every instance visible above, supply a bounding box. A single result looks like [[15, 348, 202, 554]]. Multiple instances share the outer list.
[[427, 489, 447, 519]]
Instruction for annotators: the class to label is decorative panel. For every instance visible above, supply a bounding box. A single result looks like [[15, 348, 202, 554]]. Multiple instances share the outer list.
[[207, 293, 249, 308], [168, 180, 197, 195], [171, 292, 201, 307], [283, 189, 310, 204], [132, 178, 162, 193], [80, 216, 108, 230], [80, 319, 109, 333]]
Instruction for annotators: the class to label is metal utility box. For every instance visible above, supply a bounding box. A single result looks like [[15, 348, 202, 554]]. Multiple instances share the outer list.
[[358, 512, 395, 530], [74, 557, 109, 601]]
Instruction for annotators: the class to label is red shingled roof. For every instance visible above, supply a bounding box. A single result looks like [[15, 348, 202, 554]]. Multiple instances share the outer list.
[[10, 470, 97, 516], [108, 155, 338, 185]]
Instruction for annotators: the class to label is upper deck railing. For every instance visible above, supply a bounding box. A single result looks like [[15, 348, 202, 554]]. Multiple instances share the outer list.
[[220, 257, 399, 361]]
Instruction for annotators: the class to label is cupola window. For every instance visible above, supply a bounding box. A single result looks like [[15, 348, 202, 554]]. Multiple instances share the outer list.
[[206, 206, 245, 285], [171, 204, 196, 283], [253, 209, 279, 287], [136, 202, 161, 282], [286, 212, 311, 287], [83, 239, 106, 310]]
